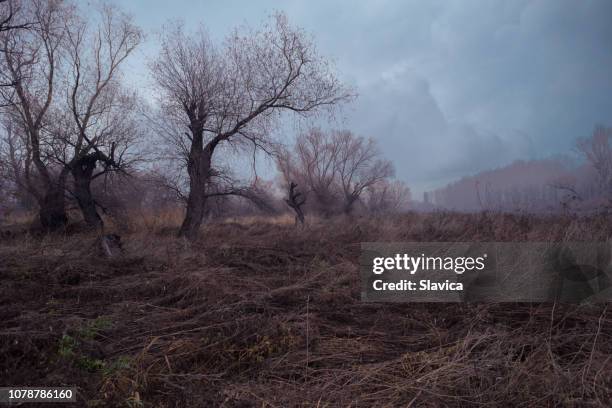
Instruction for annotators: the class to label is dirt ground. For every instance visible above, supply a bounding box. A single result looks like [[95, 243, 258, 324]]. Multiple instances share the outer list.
[[1, 213, 612, 407]]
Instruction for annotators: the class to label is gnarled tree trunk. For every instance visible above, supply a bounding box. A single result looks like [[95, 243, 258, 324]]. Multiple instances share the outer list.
[[285, 182, 306, 227], [71, 152, 104, 230], [343, 193, 359, 215], [178, 132, 215, 240], [38, 172, 68, 231]]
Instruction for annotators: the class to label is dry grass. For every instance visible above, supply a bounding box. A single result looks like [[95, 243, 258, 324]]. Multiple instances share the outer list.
[[1, 212, 612, 407]]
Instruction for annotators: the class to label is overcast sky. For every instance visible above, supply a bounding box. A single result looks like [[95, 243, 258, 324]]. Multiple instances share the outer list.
[[113, 0, 612, 197]]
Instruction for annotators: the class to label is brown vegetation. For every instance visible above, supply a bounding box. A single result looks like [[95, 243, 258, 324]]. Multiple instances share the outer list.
[[1, 2, 611, 407], [1, 212, 611, 407]]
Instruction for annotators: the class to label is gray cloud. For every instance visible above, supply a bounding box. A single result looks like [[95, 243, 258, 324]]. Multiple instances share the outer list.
[[118, 0, 612, 196]]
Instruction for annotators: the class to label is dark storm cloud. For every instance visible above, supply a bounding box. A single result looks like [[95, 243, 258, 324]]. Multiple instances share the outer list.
[[119, 0, 612, 196]]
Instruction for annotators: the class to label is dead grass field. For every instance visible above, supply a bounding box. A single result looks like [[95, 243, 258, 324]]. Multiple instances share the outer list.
[[1, 212, 612, 407]]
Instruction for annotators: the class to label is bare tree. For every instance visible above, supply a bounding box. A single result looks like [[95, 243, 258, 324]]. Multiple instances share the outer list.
[[577, 126, 612, 198], [364, 179, 411, 214], [151, 13, 352, 239], [62, 4, 142, 230], [277, 128, 342, 215], [0, 1, 142, 231], [0, 0, 74, 230], [333, 130, 394, 214], [277, 128, 395, 215]]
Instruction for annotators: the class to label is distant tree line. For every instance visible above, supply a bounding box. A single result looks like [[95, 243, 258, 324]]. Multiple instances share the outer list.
[[428, 126, 612, 215]]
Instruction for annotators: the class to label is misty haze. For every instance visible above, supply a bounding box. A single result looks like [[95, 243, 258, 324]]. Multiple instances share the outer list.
[[1, 0, 612, 406]]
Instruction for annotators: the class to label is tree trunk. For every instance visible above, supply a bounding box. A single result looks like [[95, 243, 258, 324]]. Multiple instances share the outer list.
[[178, 141, 214, 240], [72, 153, 104, 231], [343, 195, 358, 215], [38, 175, 68, 232]]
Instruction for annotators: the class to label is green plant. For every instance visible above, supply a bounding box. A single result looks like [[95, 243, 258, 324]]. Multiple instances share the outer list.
[[78, 316, 112, 340], [58, 334, 77, 358], [102, 356, 132, 377], [57, 318, 116, 373], [77, 356, 105, 372]]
